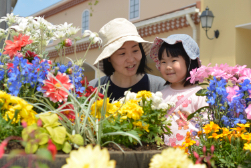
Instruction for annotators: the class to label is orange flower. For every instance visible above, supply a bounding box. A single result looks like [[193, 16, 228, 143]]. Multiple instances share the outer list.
[[241, 133, 251, 143]]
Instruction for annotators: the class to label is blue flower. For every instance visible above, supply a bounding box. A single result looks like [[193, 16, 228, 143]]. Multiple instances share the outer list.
[[233, 114, 247, 125]]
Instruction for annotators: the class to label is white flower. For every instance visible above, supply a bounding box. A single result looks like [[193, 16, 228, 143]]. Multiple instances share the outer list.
[[10, 20, 28, 32], [58, 22, 73, 31], [187, 164, 207, 168], [0, 13, 17, 25], [67, 26, 80, 36], [62, 145, 115, 168], [151, 105, 157, 110], [157, 103, 169, 110], [54, 31, 65, 39], [155, 91, 163, 98], [83, 30, 92, 37], [92, 36, 102, 46]]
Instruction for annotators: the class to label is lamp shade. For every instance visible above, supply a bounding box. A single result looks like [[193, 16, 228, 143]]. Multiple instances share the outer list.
[[200, 7, 214, 29]]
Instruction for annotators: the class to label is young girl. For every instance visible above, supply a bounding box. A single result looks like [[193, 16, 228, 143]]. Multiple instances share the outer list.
[[150, 34, 208, 147]]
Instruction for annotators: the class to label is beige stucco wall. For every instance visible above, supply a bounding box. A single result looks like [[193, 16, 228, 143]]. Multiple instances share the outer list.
[[200, 0, 251, 67]]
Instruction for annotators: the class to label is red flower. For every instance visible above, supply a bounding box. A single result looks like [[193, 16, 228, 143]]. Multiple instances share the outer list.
[[14, 34, 32, 47], [24, 50, 39, 63], [84, 86, 104, 99], [58, 103, 75, 123], [47, 139, 57, 160], [3, 34, 32, 60], [42, 72, 74, 103], [81, 77, 89, 86], [3, 40, 22, 59]]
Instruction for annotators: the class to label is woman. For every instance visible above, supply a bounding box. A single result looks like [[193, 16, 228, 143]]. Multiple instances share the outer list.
[[89, 18, 165, 100]]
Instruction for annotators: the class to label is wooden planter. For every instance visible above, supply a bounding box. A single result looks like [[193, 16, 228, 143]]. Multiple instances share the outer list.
[[0, 150, 161, 168]]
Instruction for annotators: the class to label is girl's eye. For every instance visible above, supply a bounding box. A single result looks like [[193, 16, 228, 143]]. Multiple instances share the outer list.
[[172, 60, 177, 62], [133, 50, 139, 53], [119, 53, 125, 56], [160, 61, 166, 64]]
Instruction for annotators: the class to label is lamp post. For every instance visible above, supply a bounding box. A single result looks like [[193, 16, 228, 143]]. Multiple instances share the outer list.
[[200, 7, 219, 40]]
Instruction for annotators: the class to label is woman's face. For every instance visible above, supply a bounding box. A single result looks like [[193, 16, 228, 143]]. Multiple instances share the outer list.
[[109, 41, 142, 77]]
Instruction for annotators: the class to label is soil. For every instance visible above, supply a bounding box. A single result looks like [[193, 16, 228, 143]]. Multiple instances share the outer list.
[[4, 141, 169, 154]]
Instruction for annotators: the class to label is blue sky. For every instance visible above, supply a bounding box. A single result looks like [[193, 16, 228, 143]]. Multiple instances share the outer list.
[[13, 0, 62, 17]]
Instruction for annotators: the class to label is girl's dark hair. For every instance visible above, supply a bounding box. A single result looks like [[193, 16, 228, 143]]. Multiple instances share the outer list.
[[158, 42, 199, 86], [102, 43, 152, 76]]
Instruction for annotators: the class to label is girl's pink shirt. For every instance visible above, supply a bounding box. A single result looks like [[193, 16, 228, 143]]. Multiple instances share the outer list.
[[161, 85, 208, 147]]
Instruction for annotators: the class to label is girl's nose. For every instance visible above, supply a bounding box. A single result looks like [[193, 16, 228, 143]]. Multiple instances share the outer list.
[[166, 65, 172, 70]]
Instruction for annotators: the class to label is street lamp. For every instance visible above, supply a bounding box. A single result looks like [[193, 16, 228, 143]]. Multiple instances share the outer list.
[[200, 7, 219, 40]]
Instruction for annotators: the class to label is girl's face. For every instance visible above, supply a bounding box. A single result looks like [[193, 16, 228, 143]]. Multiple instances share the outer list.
[[109, 41, 142, 77], [160, 50, 187, 88]]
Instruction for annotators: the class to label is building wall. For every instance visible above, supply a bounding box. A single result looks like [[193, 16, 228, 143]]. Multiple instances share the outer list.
[[200, 0, 251, 67], [45, 0, 201, 81]]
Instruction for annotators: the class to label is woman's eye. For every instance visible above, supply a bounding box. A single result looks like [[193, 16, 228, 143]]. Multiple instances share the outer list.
[[119, 53, 125, 56]]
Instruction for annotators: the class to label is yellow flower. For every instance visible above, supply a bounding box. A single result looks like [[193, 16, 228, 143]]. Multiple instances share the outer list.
[[119, 100, 143, 120], [221, 127, 231, 137], [0, 90, 11, 109], [182, 138, 196, 147], [22, 110, 37, 126], [244, 143, 251, 151], [62, 145, 116, 168], [4, 110, 21, 123], [203, 122, 220, 134], [91, 98, 110, 119], [136, 90, 152, 99], [133, 121, 150, 132], [108, 101, 122, 116], [208, 132, 220, 139], [149, 148, 193, 168], [241, 133, 251, 142]]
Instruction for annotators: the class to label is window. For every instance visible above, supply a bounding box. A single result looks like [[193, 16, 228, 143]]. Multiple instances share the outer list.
[[82, 10, 90, 33], [129, 0, 140, 20]]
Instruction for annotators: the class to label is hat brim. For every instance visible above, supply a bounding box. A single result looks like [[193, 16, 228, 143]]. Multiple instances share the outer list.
[[93, 36, 152, 72], [150, 37, 201, 71]]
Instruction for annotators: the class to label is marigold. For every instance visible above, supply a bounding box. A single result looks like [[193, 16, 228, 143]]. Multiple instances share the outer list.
[[62, 145, 115, 168], [42, 72, 73, 103], [119, 100, 143, 120], [133, 121, 150, 132], [241, 133, 251, 142], [208, 132, 220, 139], [136, 90, 152, 99]]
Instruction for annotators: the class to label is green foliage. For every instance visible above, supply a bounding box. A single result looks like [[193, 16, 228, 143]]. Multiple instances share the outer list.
[[0, 110, 23, 142], [21, 113, 84, 154]]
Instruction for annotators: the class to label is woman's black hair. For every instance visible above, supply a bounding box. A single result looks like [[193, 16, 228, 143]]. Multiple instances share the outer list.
[[158, 42, 199, 86], [102, 43, 152, 76]]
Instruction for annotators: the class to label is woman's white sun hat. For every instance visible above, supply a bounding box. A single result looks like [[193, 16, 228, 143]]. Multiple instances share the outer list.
[[93, 18, 152, 72], [150, 34, 201, 70]]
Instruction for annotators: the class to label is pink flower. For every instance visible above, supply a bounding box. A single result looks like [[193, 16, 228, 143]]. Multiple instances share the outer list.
[[226, 85, 239, 102], [63, 38, 72, 47], [245, 104, 251, 119], [0, 141, 7, 159], [42, 72, 73, 103]]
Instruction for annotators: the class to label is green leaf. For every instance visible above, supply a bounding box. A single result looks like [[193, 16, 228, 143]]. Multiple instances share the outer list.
[[36, 148, 53, 161], [39, 113, 61, 128], [37, 162, 50, 168], [8, 150, 25, 160], [196, 89, 208, 96], [94, 0, 99, 5], [62, 141, 72, 153], [38, 133, 49, 145], [25, 142, 38, 154], [49, 126, 67, 145], [187, 106, 209, 120], [70, 134, 84, 146]]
